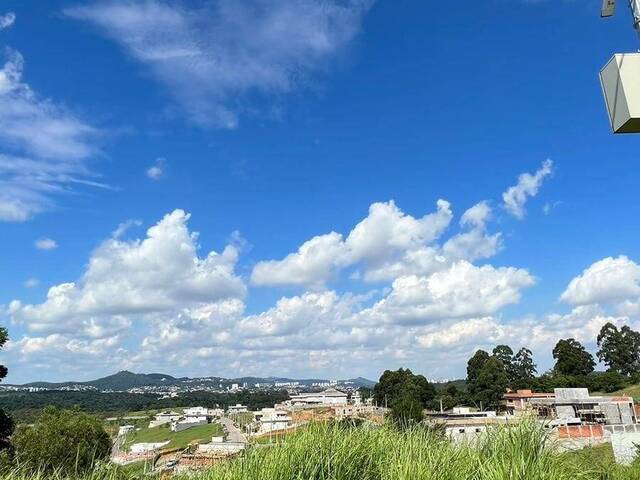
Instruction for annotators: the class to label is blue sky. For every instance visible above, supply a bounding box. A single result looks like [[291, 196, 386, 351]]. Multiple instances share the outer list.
[[2, 0, 640, 384]]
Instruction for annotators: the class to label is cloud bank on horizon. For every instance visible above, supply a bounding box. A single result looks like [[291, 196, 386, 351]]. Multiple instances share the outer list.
[[6, 158, 635, 382]]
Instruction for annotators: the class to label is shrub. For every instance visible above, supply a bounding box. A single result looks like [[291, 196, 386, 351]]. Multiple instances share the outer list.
[[12, 407, 111, 475]]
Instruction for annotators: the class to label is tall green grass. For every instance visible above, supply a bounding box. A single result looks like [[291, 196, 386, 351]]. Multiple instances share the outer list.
[[3, 421, 640, 479], [181, 421, 640, 480]]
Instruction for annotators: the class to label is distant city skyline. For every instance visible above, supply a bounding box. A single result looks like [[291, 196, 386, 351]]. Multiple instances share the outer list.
[[1, 0, 640, 384]]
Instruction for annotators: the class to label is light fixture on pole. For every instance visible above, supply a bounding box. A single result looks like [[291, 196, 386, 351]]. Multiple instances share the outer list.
[[600, 0, 640, 133]]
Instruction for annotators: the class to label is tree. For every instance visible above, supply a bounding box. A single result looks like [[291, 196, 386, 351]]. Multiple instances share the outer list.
[[552, 338, 595, 376], [389, 395, 424, 427], [597, 323, 640, 376], [466, 349, 490, 393], [13, 407, 111, 475], [592, 371, 627, 393], [493, 344, 524, 388], [512, 347, 537, 388], [492, 345, 514, 370], [475, 357, 509, 409], [0, 328, 13, 452], [373, 368, 435, 408]]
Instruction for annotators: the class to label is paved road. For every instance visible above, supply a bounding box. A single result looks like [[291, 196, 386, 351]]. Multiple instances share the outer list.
[[219, 417, 247, 443]]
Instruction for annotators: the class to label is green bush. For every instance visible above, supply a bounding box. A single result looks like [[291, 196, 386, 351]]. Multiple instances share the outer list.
[[12, 407, 111, 475]]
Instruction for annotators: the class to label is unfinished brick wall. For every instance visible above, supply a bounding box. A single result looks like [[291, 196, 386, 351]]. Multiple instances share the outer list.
[[557, 425, 604, 439]]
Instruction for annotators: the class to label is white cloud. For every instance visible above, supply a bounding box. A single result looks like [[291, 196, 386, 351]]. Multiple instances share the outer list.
[[502, 159, 553, 219], [0, 12, 15, 30], [362, 261, 535, 326], [251, 199, 507, 287], [560, 256, 640, 307], [9, 210, 246, 337], [0, 49, 103, 222], [7, 203, 540, 380], [251, 232, 344, 289], [146, 157, 165, 180], [24, 278, 39, 288], [416, 317, 505, 349], [442, 201, 502, 262], [18, 203, 639, 381], [34, 238, 58, 251], [251, 199, 455, 287], [65, 0, 372, 128]]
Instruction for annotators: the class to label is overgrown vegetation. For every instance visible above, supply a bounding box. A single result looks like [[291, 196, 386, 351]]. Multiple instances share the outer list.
[[10, 407, 111, 475], [0, 418, 639, 479]]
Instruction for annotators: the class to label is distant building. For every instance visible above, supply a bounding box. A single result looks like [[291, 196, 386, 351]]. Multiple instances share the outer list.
[[130, 441, 170, 454], [184, 406, 209, 417], [288, 388, 348, 406], [168, 406, 210, 432], [334, 405, 357, 418], [171, 416, 208, 432], [528, 388, 637, 426], [198, 436, 245, 454], [118, 425, 135, 436], [503, 389, 556, 415], [254, 408, 292, 434], [149, 411, 182, 428], [208, 408, 224, 418], [227, 404, 248, 414]]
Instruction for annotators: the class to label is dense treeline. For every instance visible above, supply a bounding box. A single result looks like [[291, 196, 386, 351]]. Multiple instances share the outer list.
[[0, 389, 290, 424], [373, 322, 640, 420], [458, 321, 640, 410]]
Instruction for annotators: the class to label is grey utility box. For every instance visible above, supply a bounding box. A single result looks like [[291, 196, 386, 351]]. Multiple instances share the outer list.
[[600, 53, 640, 133]]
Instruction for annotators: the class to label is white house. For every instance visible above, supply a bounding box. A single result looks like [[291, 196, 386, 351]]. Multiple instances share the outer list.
[[149, 411, 182, 428], [255, 408, 292, 434], [118, 425, 135, 436], [184, 406, 209, 417], [208, 408, 224, 418], [198, 436, 245, 454], [130, 441, 170, 454], [288, 388, 348, 406], [227, 404, 248, 414]]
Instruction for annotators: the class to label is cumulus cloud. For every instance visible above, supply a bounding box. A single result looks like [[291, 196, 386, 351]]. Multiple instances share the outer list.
[[0, 12, 15, 30], [0, 49, 103, 222], [252, 199, 506, 288], [34, 238, 58, 251], [14, 203, 637, 381], [361, 261, 535, 326], [9, 210, 246, 338], [502, 159, 553, 219], [252, 199, 456, 287], [416, 317, 505, 349], [442, 201, 502, 262], [560, 256, 640, 307], [251, 232, 345, 289], [65, 0, 372, 128]]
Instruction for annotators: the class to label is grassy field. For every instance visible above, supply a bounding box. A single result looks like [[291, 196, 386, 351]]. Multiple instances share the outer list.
[[4, 422, 640, 479], [177, 422, 640, 480], [603, 384, 640, 400], [123, 422, 224, 451]]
